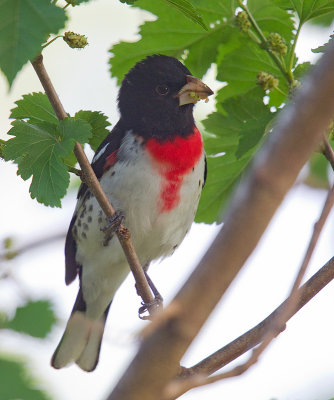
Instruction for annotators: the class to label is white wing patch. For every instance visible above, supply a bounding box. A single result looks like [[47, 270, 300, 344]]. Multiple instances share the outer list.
[[92, 142, 109, 163]]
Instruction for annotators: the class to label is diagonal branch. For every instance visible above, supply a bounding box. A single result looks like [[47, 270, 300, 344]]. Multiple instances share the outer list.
[[106, 40, 334, 400], [163, 256, 334, 398], [31, 54, 158, 316]]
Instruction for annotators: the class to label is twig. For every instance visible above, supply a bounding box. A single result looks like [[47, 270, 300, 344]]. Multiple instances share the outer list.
[[163, 256, 334, 398], [210, 177, 334, 387], [31, 54, 157, 316], [322, 133, 334, 170], [106, 40, 334, 400], [0, 232, 66, 261]]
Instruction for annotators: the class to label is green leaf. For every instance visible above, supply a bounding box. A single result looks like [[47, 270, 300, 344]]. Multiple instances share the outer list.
[[74, 110, 111, 151], [0, 357, 50, 400], [290, 0, 334, 24], [10, 92, 58, 124], [67, 0, 91, 5], [235, 91, 273, 158], [162, 0, 207, 30], [196, 92, 273, 223], [109, 0, 237, 83], [293, 61, 312, 79], [4, 118, 91, 207], [308, 10, 334, 25], [5, 300, 56, 338], [304, 152, 329, 188], [312, 34, 334, 53], [0, 0, 67, 86], [216, 38, 289, 106]]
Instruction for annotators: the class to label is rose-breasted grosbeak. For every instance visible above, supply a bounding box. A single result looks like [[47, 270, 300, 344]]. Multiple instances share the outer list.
[[51, 55, 213, 371]]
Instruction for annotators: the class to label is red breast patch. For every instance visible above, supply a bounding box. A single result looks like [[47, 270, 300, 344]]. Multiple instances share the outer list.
[[146, 127, 203, 212]]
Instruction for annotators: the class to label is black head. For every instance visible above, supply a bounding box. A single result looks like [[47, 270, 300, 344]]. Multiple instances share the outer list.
[[118, 55, 196, 141]]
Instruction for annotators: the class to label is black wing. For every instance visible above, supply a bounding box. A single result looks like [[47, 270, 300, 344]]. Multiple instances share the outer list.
[[64, 121, 126, 285], [203, 155, 207, 188]]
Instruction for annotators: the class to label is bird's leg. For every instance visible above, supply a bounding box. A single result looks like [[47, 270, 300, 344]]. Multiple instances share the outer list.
[[144, 271, 163, 303], [138, 268, 164, 320], [101, 210, 125, 246]]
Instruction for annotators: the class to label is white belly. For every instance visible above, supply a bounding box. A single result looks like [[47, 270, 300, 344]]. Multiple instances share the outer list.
[[73, 132, 204, 316]]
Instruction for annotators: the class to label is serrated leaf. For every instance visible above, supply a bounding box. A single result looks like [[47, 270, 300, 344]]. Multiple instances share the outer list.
[[163, 0, 207, 30], [5, 300, 56, 338], [290, 0, 334, 24], [293, 61, 312, 79], [312, 34, 334, 53], [0, 0, 67, 86], [74, 110, 111, 151], [0, 357, 50, 400], [196, 92, 273, 223], [109, 0, 238, 83], [4, 118, 91, 206], [10, 92, 58, 124]]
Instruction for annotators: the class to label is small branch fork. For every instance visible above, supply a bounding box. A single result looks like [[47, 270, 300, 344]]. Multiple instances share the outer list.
[[163, 257, 334, 399], [31, 54, 160, 318]]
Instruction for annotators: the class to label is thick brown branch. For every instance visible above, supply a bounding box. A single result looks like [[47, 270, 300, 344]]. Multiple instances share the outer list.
[[31, 54, 157, 314], [106, 41, 334, 400]]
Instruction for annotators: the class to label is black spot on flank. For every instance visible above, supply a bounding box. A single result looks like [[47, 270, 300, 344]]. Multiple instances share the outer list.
[[98, 216, 103, 224], [73, 226, 78, 237], [173, 244, 178, 250], [111, 171, 115, 176], [192, 167, 194, 172], [87, 216, 92, 223], [82, 232, 87, 239], [80, 209, 86, 218], [98, 210, 103, 217], [88, 204, 93, 212], [83, 223, 89, 231], [198, 180, 201, 187], [77, 219, 82, 227]]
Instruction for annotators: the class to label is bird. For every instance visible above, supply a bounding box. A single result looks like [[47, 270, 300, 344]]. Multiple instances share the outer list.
[[51, 54, 213, 372]]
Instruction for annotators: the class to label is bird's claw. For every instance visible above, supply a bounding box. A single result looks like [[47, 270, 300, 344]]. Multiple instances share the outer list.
[[138, 295, 163, 320], [101, 211, 125, 234]]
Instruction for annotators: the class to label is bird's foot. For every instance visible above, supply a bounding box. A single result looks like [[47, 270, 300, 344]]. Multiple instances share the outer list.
[[138, 271, 164, 320], [138, 294, 163, 320], [101, 211, 125, 246]]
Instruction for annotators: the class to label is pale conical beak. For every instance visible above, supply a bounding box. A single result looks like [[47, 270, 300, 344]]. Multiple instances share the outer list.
[[177, 75, 214, 106]]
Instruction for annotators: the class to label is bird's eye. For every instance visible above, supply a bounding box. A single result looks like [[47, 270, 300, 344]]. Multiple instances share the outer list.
[[155, 84, 169, 95]]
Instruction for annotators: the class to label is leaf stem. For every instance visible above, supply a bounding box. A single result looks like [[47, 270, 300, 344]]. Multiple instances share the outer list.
[[274, 85, 288, 97], [287, 22, 302, 77], [65, 164, 82, 177], [42, 35, 63, 49], [238, 0, 292, 84]]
